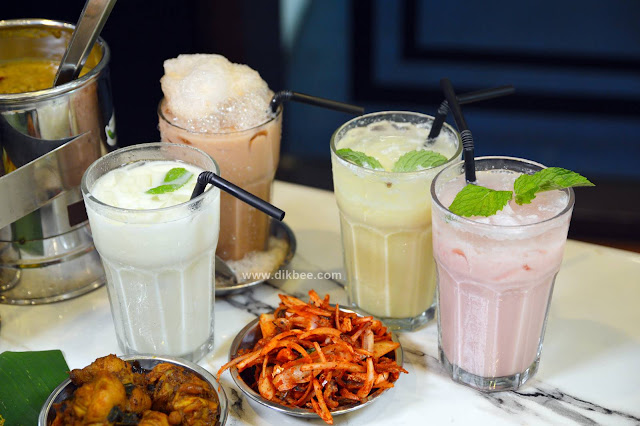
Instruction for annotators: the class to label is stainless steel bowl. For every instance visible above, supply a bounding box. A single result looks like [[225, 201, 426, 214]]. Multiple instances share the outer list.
[[38, 355, 228, 426], [228, 310, 404, 419], [215, 219, 297, 296]]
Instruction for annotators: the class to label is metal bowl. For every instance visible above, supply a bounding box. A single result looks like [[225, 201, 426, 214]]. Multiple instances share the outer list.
[[228, 309, 403, 419], [38, 355, 228, 426]]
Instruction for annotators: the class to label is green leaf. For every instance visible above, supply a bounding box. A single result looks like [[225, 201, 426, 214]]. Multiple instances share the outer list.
[[145, 184, 184, 194], [0, 350, 69, 425], [392, 150, 448, 172], [146, 167, 194, 194], [514, 167, 594, 205], [336, 148, 383, 170], [449, 184, 513, 217], [163, 167, 189, 183]]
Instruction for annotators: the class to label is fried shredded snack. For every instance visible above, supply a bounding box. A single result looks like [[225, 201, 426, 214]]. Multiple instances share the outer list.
[[217, 291, 408, 424], [51, 355, 220, 426]]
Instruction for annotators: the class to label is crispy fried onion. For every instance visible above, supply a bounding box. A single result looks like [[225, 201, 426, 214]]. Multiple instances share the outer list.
[[217, 291, 407, 425]]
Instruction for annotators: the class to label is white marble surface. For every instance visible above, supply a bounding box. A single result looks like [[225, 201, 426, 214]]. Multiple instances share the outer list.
[[1, 181, 639, 425]]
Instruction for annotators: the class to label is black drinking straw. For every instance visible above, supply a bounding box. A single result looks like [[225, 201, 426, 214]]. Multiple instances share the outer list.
[[440, 78, 476, 184], [190, 172, 285, 221], [427, 85, 515, 141], [270, 90, 364, 116]]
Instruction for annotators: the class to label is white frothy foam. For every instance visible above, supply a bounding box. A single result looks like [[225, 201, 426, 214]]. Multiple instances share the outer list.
[[92, 161, 202, 210], [161, 54, 274, 133]]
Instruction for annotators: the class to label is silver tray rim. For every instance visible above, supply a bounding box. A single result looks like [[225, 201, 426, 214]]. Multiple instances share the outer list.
[[215, 219, 296, 296]]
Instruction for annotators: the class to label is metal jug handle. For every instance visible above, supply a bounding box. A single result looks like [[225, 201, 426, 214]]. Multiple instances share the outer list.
[[0, 132, 93, 229]]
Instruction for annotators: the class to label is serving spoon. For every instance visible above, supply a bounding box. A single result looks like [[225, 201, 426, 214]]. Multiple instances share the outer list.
[[54, 0, 117, 87], [215, 256, 238, 286]]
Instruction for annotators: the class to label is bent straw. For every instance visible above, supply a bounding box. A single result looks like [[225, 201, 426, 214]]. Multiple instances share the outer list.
[[427, 85, 515, 141], [440, 78, 476, 184], [270, 90, 364, 116], [190, 172, 285, 221]]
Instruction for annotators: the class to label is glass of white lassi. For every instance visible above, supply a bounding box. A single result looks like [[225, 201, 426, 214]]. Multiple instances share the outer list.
[[431, 156, 575, 391], [81, 143, 220, 362], [330, 111, 462, 331]]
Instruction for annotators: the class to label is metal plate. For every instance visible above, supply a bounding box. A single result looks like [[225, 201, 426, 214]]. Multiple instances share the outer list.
[[227, 309, 404, 419], [215, 220, 296, 296], [38, 355, 228, 426]]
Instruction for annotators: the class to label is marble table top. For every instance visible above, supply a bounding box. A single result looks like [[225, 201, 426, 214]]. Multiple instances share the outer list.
[[1, 181, 639, 425]]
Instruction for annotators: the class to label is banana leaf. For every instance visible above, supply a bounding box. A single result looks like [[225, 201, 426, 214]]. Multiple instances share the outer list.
[[0, 350, 69, 426]]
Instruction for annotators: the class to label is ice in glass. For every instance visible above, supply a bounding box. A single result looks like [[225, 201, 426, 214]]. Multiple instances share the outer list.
[[331, 112, 461, 331], [82, 143, 220, 362], [431, 156, 574, 391], [158, 54, 281, 261]]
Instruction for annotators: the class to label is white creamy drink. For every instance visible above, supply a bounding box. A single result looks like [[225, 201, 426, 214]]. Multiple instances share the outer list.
[[84, 148, 220, 361], [331, 112, 461, 330], [91, 161, 202, 209]]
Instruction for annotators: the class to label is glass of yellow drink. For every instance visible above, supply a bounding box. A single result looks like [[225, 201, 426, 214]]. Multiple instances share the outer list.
[[331, 111, 461, 331]]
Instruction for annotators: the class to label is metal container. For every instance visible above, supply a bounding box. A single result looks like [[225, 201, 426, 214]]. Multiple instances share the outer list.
[[0, 19, 115, 304], [38, 355, 229, 425], [227, 311, 404, 419]]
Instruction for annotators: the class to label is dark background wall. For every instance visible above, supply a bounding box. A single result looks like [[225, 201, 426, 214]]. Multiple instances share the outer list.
[[283, 0, 640, 246], [3, 0, 283, 148], [5, 0, 640, 247]]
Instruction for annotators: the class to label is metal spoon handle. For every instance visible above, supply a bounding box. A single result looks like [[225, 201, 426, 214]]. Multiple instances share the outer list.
[[54, 0, 117, 87]]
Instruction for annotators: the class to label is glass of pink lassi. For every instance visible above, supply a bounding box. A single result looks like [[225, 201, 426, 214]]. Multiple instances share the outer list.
[[431, 156, 574, 391]]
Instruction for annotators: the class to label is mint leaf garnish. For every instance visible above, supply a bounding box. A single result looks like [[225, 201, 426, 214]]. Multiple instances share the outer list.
[[336, 148, 383, 170], [163, 167, 190, 183], [146, 167, 194, 194], [449, 184, 513, 217], [392, 150, 448, 172], [514, 167, 594, 205]]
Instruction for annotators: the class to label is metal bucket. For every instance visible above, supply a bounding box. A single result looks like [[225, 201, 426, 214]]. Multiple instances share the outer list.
[[0, 19, 115, 304]]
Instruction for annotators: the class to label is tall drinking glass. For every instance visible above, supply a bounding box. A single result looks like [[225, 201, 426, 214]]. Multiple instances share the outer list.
[[81, 143, 220, 362], [159, 100, 282, 261], [431, 156, 575, 391], [331, 112, 462, 331]]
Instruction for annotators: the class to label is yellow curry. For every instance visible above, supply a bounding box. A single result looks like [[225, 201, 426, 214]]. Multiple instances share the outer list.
[[0, 59, 91, 94]]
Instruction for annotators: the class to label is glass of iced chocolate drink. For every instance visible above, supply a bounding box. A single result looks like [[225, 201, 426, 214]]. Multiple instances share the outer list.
[[158, 54, 281, 261]]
